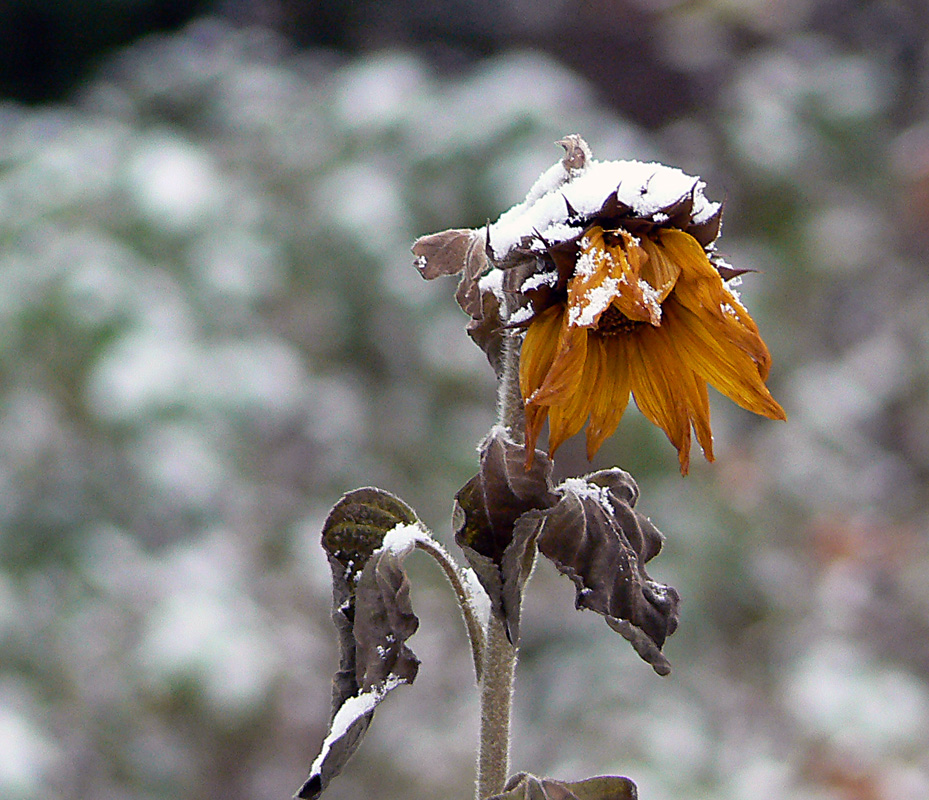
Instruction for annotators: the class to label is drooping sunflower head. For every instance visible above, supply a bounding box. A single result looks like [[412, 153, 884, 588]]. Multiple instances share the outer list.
[[413, 135, 785, 474]]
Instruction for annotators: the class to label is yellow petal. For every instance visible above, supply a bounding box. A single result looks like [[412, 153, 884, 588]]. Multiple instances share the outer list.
[[655, 228, 720, 282], [627, 326, 693, 474], [716, 287, 772, 380], [678, 364, 715, 463], [639, 235, 682, 304], [548, 339, 599, 457], [585, 335, 632, 459], [664, 300, 786, 421], [569, 226, 657, 328], [520, 305, 564, 465], [523, 402, 550, 468], [657, 229, 773, 378], [520, 305, 564, 401], [527, 323, 588, 407]]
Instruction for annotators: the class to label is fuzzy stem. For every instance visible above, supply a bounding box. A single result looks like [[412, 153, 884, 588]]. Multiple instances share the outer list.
[[414, 537, 486, 681], [476, 612, 517, 799], [497, 332, 525, 444], [474, 331, 525, 799]]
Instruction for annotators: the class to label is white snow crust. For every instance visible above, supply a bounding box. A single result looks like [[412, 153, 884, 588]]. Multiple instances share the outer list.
[[489, 158, 719, 260], [379, 522, 428, 557], [560, 476, 613, 507], [309, 675, 403, 778]]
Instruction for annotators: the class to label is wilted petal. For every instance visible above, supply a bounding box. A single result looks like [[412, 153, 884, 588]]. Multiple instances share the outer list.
[[520, 305, 564, 403], [665, 300, 786, 422], [528, 323, 588, 407], [584, 336, 632, 459], [626, 326, 693, 474], [547, 337, 600, 457], [639, 235, 682, 304]]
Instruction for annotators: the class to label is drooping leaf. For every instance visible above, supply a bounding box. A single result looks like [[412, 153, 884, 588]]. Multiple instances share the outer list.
[[413, 226, 514, 374], [453, 427, 556, 642], [533, 470, 680, 675], [297, 488, 425, 799], [412, 228, 477, 280], [490, 772, 637, 800], [412, 226, 490, 319], [464, 277, 508, 378]]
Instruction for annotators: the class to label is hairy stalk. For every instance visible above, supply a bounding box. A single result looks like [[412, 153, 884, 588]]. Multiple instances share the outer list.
[[497, 333, 525, 444], [476, 613, 517, 799], [414, 537, 486, 681], [475, 331, 524, 799]]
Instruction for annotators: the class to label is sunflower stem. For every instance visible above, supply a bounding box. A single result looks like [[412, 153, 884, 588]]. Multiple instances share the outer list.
[[476, 612, 517, 799], [497, 332, 525, 444], [474, 332, 525, 800], [413, 536, 486, 682]]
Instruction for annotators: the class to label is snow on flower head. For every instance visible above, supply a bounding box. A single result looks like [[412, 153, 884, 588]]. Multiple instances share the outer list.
[[413, 135, 785, 474]]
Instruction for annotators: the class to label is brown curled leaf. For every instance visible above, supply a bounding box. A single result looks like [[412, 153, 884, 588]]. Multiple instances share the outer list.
[[414, 226, 506, 372], [412, 228, 477, 280], [490, 772, 637, 800], [453, 427, 556, 642], [413, 226, 489, 315], [464, 277, 508, 378], [298, 488, 424, 799], [532, 469, 680, 675]]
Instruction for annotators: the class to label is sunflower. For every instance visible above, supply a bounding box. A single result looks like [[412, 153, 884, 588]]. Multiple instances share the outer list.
[[519, 223, 785, 473], [412, 134, 785, 473]]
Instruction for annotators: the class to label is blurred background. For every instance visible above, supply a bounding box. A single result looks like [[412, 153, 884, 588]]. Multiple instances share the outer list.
[[2, 1, 929, 799]]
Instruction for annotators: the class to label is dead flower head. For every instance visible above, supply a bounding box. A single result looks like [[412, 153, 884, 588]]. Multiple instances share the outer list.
[[414, 135, 785, 474]]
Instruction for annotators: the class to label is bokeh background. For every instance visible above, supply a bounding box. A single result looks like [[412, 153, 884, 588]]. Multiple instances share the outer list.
[[2, 2, 929, 799]]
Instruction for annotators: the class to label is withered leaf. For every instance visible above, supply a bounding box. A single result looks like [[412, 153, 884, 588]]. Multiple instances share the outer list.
[[453, 428, 556, 642], [491, 772, 637, 800], [414, 227, 507, 371], [298, 488, 424, 799], [413, 227, 489, 315], [534, 470, 680, 675], [412, 228, 477, 280], [464, 279, 508, 378], [690, 201, 724, 248], [557, 134, 592, 173]]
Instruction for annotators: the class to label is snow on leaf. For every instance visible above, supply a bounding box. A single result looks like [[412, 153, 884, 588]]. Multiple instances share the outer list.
[[533, 469, 680, 675], [299, 488, 426, 799]]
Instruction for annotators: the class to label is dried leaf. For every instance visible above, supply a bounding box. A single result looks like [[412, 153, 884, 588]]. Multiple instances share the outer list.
[[414, 227, 506, 369], [298, 488, 425, 799], [534, 470, 680, 675], [689, 202, 724, 248], [465, 277, 508, 377], [412, 228, 476, 280], [491, 772, 637, 800], [453, 428, 556, 642], [558, 134, 592, 173]]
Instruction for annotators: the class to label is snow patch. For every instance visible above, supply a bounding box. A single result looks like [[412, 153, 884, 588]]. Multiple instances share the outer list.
[[489, 158, 718, 260], [560, 477, 612, 507], [379, 522, 427, 557], [309, 675, 404, 779]]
